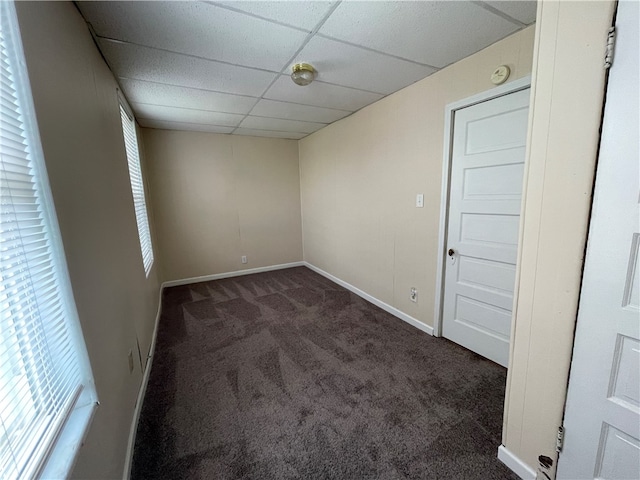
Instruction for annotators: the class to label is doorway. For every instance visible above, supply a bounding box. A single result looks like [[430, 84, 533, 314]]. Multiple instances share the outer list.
[[435, 79, 530, 367]]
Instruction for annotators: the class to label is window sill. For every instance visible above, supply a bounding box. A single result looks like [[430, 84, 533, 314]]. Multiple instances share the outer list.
[[38, 399, 98, 480]]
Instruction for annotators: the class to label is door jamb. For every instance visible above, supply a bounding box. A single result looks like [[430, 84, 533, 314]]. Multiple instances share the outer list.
[[432, 75, 532, 337]]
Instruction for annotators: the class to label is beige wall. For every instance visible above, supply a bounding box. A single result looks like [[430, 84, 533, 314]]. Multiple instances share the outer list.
[[15, 2, 161, 478], [504, 1, 615, 477], [143, 130, 303, 282], [299, 26, 535, 329]]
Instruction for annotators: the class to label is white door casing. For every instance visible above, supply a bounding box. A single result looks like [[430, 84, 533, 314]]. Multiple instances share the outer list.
[[442, 88, 530, 367], [557, 2, 640, 479]]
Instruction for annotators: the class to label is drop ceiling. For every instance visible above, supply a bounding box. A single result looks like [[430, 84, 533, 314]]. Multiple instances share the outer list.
[[77, 1, 536, 140]]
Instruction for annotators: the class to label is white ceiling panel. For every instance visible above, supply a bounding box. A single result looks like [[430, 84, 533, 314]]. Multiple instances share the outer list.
[[138, 119, 235, 134], [233, 129, 307, 140], [240, 116, 326, 134], [119, 78, 257, 115], [319, 1, 520, 68], [80, 0, 533, 138], [132, 103, 245, 127], [78, 1, 307, 71], [264, 75, 384, 111], [251, 99, 350, 123], [214, 1, 335, 32], [99, 39, 276, 97], [483, 1, 537, 25], [292, 36, 438, 94]]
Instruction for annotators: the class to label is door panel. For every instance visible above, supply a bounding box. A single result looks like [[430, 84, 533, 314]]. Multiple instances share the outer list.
[[455, 296, 512, 339], [457, 256, 516, 295], [443, 87, 529, 367], [460, 213, 520, 248], [610, 335, 639, 408], [557, 2, 640, 478], [596, 425, 639, 480], [465, 107, 529, 155], [463, 162, 524, 199]]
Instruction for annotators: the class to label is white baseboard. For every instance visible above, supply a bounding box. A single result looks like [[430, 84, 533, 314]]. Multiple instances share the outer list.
[[161, 261, 306, 288], [498, 445, 536, 480], [122, 291, 163, 480], [303, 262, 434, 336], [162, 263, 433, 339]]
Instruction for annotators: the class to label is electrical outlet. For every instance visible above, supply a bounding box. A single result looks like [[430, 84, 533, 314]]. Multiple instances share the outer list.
[[128, 349, 134, 374], [241, 255, 248, 264], [410, 287, 418, 303]]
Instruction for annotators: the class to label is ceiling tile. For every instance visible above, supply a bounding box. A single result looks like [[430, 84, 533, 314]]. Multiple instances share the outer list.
[[264, 75, 383, 111], [78, 1, 307, 71], [319, 1, 520, 68], [240, 116, 325, 134], [138, 119, 234, 134], [132, 103, 245, 127], [292, 36, 437, 94], [119, 78, 257, 115], [234, 128, 307, 140], [483, 1, 537, 25], [99, 39, 276, 97], [214, 1, 335, 32], [251, 99, 350, 123]]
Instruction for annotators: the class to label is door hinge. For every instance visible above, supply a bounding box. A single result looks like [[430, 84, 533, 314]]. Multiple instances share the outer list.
[[556, 425, 565, 452], [605, 26, 616, 69]]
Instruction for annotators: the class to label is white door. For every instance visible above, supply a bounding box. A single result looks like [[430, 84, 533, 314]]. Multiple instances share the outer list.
[[442, 88, 529, 367], [557, 2, 639, 478]]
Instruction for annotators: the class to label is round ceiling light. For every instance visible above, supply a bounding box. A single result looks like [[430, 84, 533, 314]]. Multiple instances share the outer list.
[[291, 63, 316, 86]]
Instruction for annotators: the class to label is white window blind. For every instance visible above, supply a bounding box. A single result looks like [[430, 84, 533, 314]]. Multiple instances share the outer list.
[[0, 2, 95, 478], [119, 104, 154, 277]]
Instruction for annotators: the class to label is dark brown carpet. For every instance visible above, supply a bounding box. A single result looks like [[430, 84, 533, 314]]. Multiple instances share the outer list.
[[131, 266, 516, 480]]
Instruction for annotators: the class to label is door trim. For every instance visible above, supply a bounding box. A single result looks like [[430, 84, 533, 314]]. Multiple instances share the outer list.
[[432, 75, 531, 338]]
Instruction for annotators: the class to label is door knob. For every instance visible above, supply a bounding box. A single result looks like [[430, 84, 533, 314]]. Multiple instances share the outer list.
[[448, 248, 455, 257]]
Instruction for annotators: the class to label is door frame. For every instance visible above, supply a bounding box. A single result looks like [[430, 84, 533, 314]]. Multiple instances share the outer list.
[[432, 75, 531, 338]]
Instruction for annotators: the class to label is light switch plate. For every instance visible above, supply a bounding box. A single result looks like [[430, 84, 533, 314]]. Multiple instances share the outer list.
[[416, 194, 424, 208]]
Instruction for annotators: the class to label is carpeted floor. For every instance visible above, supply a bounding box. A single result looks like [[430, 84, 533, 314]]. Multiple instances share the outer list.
[[132, 266, 517, 480]]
